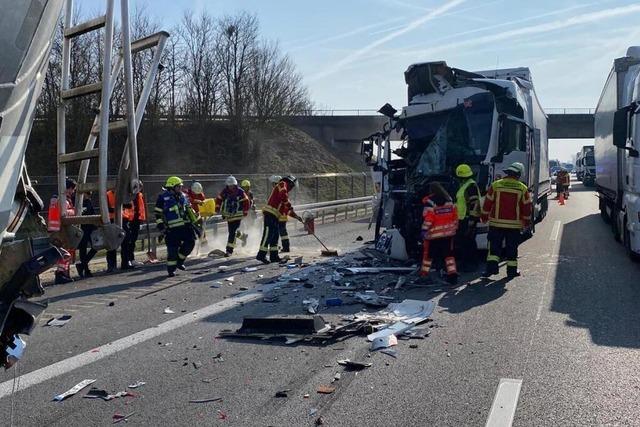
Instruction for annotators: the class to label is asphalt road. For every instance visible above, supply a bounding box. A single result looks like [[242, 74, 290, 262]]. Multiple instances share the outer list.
[[1, 182, 639, 426]]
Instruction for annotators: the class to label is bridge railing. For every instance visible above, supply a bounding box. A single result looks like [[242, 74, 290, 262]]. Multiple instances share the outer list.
[[546, 108, 595, 114]]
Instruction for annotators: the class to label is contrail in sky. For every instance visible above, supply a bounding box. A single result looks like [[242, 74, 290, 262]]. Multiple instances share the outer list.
[[308, 0, 466, 82]]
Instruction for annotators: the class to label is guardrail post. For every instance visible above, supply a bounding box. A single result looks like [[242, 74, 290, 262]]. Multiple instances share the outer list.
[[350, 175, 354, 198], [363, 173, 367, 197], [334, 176, 338, 201], [315, 176, 319, 202]]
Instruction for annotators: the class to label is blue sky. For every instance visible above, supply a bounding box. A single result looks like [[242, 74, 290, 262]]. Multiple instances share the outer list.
[[86, 0, 640, 161]]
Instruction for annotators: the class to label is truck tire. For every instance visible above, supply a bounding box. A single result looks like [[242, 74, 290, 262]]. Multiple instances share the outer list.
[[599, 197, 611, 224], [624, 218, 640, 262], [612, 209, 622, 242], [535, 196, 548, 223]]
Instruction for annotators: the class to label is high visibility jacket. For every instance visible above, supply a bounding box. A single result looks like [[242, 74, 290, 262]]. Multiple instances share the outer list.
[[421, 196, 459, 240], [154, 190, 198, 229], [481, 176, 532, 229], [456, 178, 481, 220], [107, 190, 116, 221], [123, 192, 146, 222], [185, 188, 206, 214], [559, 171, 570, 186], [263, 181, 296, 219], [215, 187, 249, 222]]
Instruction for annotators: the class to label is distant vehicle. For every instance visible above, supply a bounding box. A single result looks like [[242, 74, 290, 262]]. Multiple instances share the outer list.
[[562, 163, 574, 173], [575, 151, 583, 179], [594, 46, 640, 259], [576, 146, 595, 186], [363, 62, 550, 259]]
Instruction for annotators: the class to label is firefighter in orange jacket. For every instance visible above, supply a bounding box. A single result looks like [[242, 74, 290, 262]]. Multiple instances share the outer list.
[[420, 182, 459, 285], [50, 178, 77, 284], [257, 175, 302, 264], [121, 189, 146, 269], [481, 162, 532, 278]]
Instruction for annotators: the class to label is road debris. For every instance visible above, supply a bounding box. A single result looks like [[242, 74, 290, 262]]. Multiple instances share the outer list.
[[326, 297, 343, 306], [303, 298, 320, 314], [316, 416, 325, 425], [275, 389, 290, 398], [163, 307, 175, 314], [317, 385, 335, 394], [262, 294, 279, 303], [46, 315, 72, 327], [340, 267, 416, 275], [355, 291, 393, 307], [113, 411, 136, 424], [208, 249, 227, 258], [189, 397, 223, 403], [217, 410, 228, 420], [127, 381, 146, 389], [225, 276, 235, 283], [394, 276, 407, 290], [337, 359, 372, 371], [243, 267, 258, 272], [84, 388, 134, 401], [213, 353, 224, 362], [371, 334, 398, 351], [53, 379, 96, 401], [409, 344, 419, 349], [239, 286, 249, 291], [332, 372, 341, 382], [380, 349, 398, 358]]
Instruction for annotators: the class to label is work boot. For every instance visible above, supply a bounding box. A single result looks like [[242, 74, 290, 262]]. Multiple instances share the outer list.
[[507, 266, 521, 278], [75, 263, 85, 279], [256, 254, 270, 265], [84, 267, 94, 278], [270, 253, 282, 263], [482, 261, 499, 277], [121, 262, 134, 271], [54, 272, 74, 285], [176, 264, 187, 271], [446, 274, 459, 286], [167, 271, 176, 278]]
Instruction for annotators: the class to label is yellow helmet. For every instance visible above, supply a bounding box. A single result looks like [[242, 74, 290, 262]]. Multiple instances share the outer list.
[[240, 179, 251, 190], [455, 164, 473, 178], [165, 176, 183, 188]]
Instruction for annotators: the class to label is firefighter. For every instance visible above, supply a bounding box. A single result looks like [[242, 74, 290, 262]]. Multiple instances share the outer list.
[[420, 182, 459, 285], [481, 162, 532, 278], [215, 176, 249, 256], [454, 164, 481, 271], [186, 181, 207, 242], [155, 176, 201, 277], [257, 175, 301, 264], [238, 179, 255, 246], [558, 168, 570, 199], [76, 191, 97, 278], [121, 187, 146, 270], [52, 178, 77, 284]]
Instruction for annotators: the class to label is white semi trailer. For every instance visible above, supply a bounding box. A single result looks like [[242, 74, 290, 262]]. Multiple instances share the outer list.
[[363, 62, 550, 259], [594, 47, 640, 260]]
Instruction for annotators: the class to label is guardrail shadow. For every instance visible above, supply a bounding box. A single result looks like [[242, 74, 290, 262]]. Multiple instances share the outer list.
[[551, 213, 640, 348]]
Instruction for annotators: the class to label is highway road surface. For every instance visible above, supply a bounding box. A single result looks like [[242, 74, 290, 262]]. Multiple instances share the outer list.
[[0, 180, 638, 426]]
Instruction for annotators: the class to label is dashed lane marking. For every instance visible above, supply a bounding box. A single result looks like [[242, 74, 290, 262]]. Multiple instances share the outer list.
[[486, 378, 523, 427], [549, 220, 561, 241]]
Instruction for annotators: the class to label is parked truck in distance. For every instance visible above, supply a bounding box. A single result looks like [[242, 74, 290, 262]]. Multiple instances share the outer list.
[[576, 145, 595, 186], [363, 62, 550, 259], [594, 46, 640, 260]]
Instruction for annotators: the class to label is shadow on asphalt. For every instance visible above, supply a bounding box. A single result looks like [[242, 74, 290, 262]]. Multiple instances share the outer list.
[[552, 213, 640, 348], [438, 276, 511, 314]]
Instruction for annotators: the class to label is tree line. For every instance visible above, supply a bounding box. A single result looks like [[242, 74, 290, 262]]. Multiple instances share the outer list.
[[37, 6, 313, 145]]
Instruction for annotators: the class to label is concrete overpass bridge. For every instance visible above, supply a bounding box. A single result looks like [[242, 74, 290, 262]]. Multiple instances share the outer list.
[[285, 109, 594, 157]]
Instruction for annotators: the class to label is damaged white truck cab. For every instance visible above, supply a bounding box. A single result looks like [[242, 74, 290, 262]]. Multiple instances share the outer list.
[[363, 62, 550, 259], [595, 47, 640, 260]]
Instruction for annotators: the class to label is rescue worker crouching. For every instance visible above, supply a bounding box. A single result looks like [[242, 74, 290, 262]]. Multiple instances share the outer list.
[[155, 176, 201, 277], [257, 175, 301, 264], [215, 176, 249, 257], [420, 182, 459, 285], [481, 162, 532, 278], [454, 164, 481, 272]]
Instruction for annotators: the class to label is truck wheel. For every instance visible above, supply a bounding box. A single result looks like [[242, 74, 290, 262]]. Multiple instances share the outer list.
[[535, 196, 548, 223], [612, 209, 622, 242], [624, 219, 640, 262]]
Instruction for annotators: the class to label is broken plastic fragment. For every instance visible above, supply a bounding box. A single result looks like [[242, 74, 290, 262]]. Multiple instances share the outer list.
[[243, 267, 258, 272], [46, 315, 72, 327], [225, 276, 235, 283], [317, 385, 335, 394], [113, 411, 136, 424], [128, 381, 145, 389], [163, 307, 175, 314], [53, 379, 96, 401], [303, 298, 320, 314], [275, 389, 290, 398], [380, 348, 398, 358], [370, 334, 398, 351], [337, 359, 372, 370], [84, 388, 134, 401], [217, 410, 228, 420], [189, 397, 222, 403]]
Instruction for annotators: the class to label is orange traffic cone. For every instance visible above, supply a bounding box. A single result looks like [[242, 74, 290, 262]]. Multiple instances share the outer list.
[[558, 192, 565, 205]]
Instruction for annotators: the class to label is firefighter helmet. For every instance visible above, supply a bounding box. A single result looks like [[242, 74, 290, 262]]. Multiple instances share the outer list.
[[240, 179, 251, 190], [225, 176, 238, 186], [191, 181, 203, 195], [165, 176, 183, 188], [455, 164, 473, 178], [269, 175, 282, 184], [504, 162, 525, 177]]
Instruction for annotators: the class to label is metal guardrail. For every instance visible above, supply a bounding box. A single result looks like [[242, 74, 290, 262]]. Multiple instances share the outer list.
[[545, 108, 595, 115], [141, 196, 374, 256]]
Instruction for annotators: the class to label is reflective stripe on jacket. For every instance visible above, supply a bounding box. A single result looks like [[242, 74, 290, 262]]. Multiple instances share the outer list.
[[215, 187, 249, 222], [422, 197, 459, 240], [123, 192, 146, 222], [154, 190, 198, 229], [481, 177, 532, 229], [263, 181, 295, 218], [456, 178, 481, 220]]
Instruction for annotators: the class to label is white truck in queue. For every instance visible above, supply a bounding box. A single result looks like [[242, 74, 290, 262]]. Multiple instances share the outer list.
[[363, 62, 550, 259], [576, 145, 595, 186], [595, 46, 640, 259]]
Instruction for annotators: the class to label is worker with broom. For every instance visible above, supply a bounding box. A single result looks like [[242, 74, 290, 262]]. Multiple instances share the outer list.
[[257, 175, 302, 264]]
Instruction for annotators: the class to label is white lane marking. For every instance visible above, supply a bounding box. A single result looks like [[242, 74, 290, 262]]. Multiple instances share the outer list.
[[66, 304, 96, 309], [486, 378, 523, 427], [0, 285, 274, 400], [549, 220, 561, 241]]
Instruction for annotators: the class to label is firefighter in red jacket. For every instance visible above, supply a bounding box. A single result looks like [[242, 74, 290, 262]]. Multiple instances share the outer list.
[[481, 162, 532, 278], [420, 182, 459, 285], [257, 175, 302, 264]]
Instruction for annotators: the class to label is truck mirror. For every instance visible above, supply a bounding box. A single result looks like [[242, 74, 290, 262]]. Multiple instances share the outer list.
[[629, 148, 640, 158], [613, 108, 629, 148]]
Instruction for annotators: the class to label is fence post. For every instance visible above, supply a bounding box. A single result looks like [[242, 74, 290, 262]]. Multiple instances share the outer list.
[[315, 176, 319, 202], [350, 174, 354, 198], [363, 173, 367, 196], [334, 176, 338, 201]]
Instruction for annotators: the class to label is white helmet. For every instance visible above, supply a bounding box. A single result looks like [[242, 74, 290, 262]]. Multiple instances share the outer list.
[[191, 181, 203, 195], [269, 175, 282, 184], [225, 175, 238, 186]]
